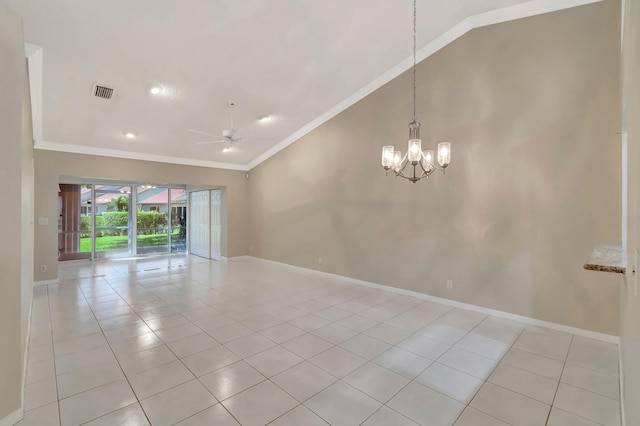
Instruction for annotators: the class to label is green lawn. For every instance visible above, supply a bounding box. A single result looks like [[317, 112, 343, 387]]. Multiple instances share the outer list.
[[80, 231, 185, 252]]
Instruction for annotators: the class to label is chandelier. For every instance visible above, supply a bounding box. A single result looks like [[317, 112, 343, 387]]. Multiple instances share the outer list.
[[381, 0, 451, 183]]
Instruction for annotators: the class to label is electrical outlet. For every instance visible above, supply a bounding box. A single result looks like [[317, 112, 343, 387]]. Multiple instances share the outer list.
[[249, 245, 253, 252], [38, 217, 48, 225], [318, 257, 323, 265], [40, 265, 47, 273], [446, 280, 453, 290]]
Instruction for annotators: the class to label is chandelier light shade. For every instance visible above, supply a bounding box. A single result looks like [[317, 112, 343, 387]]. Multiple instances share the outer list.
[[438, 142, 451, 167], [381, 146, 394, 168], [381, 0, 452, 183]]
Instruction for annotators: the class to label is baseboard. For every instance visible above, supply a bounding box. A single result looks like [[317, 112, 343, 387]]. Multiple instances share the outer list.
[[246, 256, 620, 344], [21, 284, 34, 416], [0, 408, 23, 426], [619, 347, 626, 426], [33, 278, 59, 287]]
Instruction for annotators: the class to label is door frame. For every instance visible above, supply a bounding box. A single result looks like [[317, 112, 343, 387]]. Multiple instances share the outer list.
[[57, 179, 188, 261]]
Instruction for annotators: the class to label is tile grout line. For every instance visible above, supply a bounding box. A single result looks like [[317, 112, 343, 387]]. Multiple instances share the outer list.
[[182, 271, 490, 424], [306, 303, 475, 424], [544, 333, 573, 425], [75, 276, 156, 425], [108, 270, 244, 425], [44, 285, 63, 426], [48, 257, 622, 426], [178, 279, 420, 424], [96, 268, 235, 424], [447, 316, 529, 425]]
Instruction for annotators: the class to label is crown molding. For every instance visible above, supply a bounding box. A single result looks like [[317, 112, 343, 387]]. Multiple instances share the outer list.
[[245, 0, 603, 170], [26, 43, 248, 171], [34, 141, 250, 171], [26, 0, 602, 172]]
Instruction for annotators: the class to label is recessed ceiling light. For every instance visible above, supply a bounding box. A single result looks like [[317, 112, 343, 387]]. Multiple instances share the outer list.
[[149, 85, 164, 95], [222, 147, 230, 153], [124, 132, 136, 139], [257, 115, 272, 123]]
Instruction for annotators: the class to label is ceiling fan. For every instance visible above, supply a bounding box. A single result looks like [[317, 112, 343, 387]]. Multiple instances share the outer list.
[[189, 100, 243, 151]]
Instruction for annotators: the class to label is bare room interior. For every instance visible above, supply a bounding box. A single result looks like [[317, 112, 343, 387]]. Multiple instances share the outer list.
[[1, 0, 639, 425]]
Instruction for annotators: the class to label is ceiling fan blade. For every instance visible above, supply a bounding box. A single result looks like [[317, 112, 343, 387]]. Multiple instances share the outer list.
[[195, 140, 227, 145], [232, 138, 274, 144], [188, 129, 225, 139]]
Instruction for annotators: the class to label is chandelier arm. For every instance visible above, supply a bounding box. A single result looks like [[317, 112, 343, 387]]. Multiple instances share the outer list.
[[395, 172, 419, 183], [394, 163, 413, 181], [394, 162, 438, 182], [393, 161, 427, 183], [418, 160, 434, 177], [434, 163, 447, 173], [395, 166, 408, 179], [420, 158, 445, 173], [394, 170, 406, 180], [417, 167, 428, 179], [397, 155, 411, 174], [419, 160, 439, 178]]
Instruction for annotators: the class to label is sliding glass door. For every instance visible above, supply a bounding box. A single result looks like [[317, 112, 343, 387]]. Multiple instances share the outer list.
[[94, 185, 131, 259], [170, 189, 187, 252], [58, 184, 93, 261], [136, 186, 169, 255], [58, 181, 187, 260]]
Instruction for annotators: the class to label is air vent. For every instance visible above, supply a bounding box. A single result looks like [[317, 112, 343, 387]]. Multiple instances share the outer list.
[[92, 84, 114, 99]]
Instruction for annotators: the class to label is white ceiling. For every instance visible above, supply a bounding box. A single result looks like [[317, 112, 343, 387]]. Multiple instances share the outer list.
[[4, 0, 599, 170]]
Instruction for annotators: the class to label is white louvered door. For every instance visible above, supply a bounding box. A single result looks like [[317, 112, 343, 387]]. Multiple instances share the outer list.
[[210, 189, 222, 260], [189, 190, 210, 258]]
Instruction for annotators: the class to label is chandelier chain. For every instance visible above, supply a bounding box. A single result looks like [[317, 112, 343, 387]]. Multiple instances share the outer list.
[[412, 0, 417, 122]]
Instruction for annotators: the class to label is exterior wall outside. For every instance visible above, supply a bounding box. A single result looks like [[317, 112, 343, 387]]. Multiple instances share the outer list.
[[139, 205, 169, 213], [248, 1, 622, 335]]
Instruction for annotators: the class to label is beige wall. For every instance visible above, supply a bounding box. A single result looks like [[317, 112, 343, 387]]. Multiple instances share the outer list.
[[621, 0, 640, 422], [34, 151, 250, 281], [20, 33, 35, 413], [249, 1, 622, 335], [0, 3, 32, 421]]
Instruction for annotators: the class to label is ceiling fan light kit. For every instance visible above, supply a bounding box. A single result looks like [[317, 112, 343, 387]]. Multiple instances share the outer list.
[[381, 0, 451, 183], [189, 100, 244, 149], [149, 85, 163, 95]]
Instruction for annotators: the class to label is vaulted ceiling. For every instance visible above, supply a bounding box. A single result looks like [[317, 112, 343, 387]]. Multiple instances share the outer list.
[[3, 0, 599, 170]]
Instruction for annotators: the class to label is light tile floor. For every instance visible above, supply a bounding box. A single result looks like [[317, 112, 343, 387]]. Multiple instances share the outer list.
[[18, 255, 621, 426]]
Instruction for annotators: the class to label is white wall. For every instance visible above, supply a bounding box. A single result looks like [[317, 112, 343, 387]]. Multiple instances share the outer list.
[[0, 2, 33, 423]]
